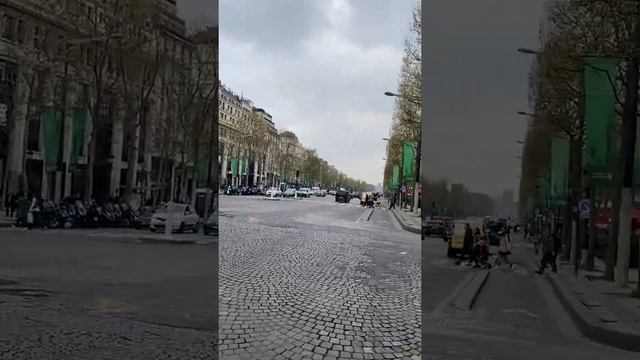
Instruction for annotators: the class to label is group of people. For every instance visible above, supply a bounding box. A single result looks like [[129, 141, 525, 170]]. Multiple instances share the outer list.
[[458, 223, 516, 270], [2, 192, 43, 229]]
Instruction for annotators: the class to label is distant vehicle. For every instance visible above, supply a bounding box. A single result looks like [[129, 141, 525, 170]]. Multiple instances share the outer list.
[[150, 203, 201, 233], [297, 188, 311, 198], [318, 189, 327, 197], [335, 189, 350, 203], [328, 190, 337, 196], [283, 188, 297, 198], [423, 219, 446, 238], [311, 186, 322, 196], [265, 187, 283, 197]]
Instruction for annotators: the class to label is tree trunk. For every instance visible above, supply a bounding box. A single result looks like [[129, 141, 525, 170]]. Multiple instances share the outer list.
[[123, 112, 140, 202]]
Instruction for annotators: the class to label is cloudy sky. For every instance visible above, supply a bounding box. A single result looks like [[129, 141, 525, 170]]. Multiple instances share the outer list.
[[218, 0, 417, 186], [423, 0, 544, 198], [177, 0, 218, 28]]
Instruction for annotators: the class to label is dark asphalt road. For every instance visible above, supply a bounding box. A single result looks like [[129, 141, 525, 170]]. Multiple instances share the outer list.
[[420, 228, 639, 360], [0, 228, 217, 359]]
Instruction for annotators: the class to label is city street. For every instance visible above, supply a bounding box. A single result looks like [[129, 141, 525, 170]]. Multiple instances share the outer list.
[[420, 233, 640, 360], [0, 227, 217, 359], [219, 195, 422, 359]]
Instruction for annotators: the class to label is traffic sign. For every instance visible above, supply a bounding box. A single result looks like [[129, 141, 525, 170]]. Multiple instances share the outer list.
[[578, 198, 591, 218]]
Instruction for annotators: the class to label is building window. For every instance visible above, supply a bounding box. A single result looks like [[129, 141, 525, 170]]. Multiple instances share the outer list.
[[16, 19, 25, 44], [2, 15, 15, 41], [33, 25, 44, 49]]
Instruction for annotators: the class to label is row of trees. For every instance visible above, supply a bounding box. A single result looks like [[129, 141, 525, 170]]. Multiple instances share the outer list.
[[5, 0, 218, 206], [519, 0, 639, 288], [228, 113, 374, 191], [384, 2, 421, 207], [422, 177, 495, 218]]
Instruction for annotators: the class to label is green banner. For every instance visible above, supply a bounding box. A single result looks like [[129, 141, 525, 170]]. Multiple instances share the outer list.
[[71, 107, 87, 165], [240, 157, 248, 175], [550, 136, 570, 204], [584, 57, 619, 175], [403, 141, 415, 180], [392, 165, 400, 188], [41, 105, 62, 171], [230, 158, 239, 177], [196, 145, 209, 186]]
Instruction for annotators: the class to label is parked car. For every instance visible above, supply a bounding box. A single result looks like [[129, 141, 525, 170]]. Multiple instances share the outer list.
[[203, 213, 219, 236], [150, 203, 201, 233], [317, 189, 327, 197], [328, 190, 337, 196], [265, 187, 283, 197], [335, 189, 350, 203], [283, 188, 297, 198], [311, 186, 320, 196], [297, 188, 311, 198]]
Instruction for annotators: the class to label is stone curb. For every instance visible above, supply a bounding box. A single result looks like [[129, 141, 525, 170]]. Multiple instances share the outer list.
[[452, 270, 490, 310], [546, 269, 640, 353], [138, 235, 216, 245], [521, 238, 640, 352], [390, 209, 420, 234]]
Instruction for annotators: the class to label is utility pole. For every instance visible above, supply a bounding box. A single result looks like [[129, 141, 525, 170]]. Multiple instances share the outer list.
[[615, 12, 640, 288]]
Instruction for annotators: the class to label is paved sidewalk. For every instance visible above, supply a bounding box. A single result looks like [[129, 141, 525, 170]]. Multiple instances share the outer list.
[[391, 207, 421, 234], [0, 212, 15, 228], [519, 236, 640, 352]]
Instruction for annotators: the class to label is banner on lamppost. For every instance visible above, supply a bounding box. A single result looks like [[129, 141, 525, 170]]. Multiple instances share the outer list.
[[402, 141, 416, 182], [41, 105, 63, 171], [584, 57, 620, 183], [551, 135, 570, 205], [70, 107, 87, 165], [230, 158, 239, 177], [392, 165, 400, 189]]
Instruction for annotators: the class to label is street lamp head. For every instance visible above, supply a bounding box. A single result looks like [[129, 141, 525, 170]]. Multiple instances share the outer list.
[[384, 92, 397, 97], [517, 47, 539, 55], [382, 138, 390, 141]]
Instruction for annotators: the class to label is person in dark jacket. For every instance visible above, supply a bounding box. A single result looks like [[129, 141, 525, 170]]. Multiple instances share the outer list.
[[459, 223, 476, 266], [535, 223, 561, 274]]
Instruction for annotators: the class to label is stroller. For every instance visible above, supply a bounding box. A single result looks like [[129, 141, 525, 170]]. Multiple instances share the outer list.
[[474, 239, 492, 269]]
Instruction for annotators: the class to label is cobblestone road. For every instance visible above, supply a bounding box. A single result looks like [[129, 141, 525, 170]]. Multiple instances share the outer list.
[[219, 196, 421, 359]]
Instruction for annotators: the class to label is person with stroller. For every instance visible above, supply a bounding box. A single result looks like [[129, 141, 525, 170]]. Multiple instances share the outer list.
[[473, 227, 490, 268], [496, 226, 516, 270]]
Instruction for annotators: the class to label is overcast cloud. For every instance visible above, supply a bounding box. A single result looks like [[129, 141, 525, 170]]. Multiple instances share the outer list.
[[422, 0, 543, 198], [177, 0, 218, 28], [219, 0, 416, 186]]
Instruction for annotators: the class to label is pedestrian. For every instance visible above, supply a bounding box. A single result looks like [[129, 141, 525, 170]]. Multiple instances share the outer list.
[[4, 192, 10, 217], [27, 194, 41, 230], [535, 223, 561, 274], [497, 228, 515, 270], [458, 223, 475, 266]]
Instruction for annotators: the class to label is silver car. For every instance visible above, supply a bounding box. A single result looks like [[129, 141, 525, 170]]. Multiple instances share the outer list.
[[150, 203, 201, 233]]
